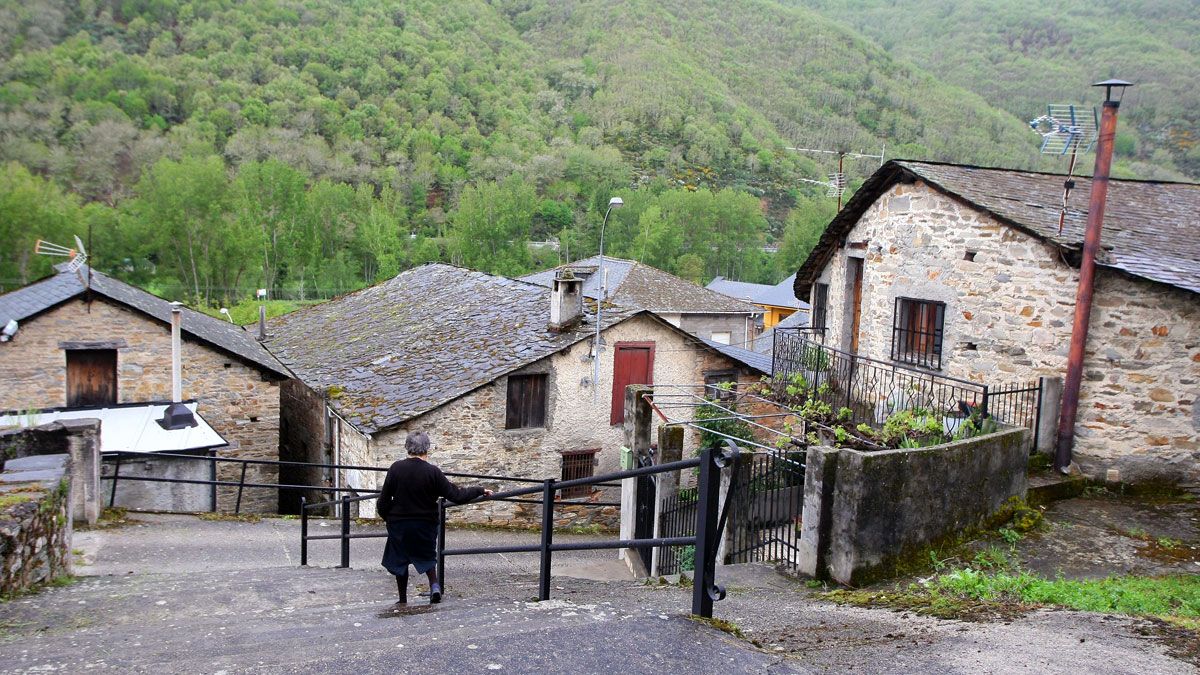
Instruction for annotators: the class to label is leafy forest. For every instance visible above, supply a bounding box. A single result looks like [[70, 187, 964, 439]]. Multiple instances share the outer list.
[[0, 0, 1193, 308]]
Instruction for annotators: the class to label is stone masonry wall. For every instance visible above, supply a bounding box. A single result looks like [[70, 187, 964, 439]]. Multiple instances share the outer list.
[[0, 298, 284, 511], [0, 454, 72, 597], [340, 314, 750, 526], [677, 313, 754, 346], [813, 181, 1199, 487]]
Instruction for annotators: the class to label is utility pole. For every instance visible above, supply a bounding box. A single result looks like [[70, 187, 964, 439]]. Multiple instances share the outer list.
[[1055, 79, 1132, 474]]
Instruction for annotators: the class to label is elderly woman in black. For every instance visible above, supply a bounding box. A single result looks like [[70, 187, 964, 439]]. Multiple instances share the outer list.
[[376, 431, 490, 604]]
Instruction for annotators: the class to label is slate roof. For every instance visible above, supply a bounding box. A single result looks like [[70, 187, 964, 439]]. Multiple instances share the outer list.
[[707, 274, 807, 310], [752, 308, 812, 355], [700, 339, 771, 374], [521, 256, 758, 315], [795, 160, 1200, 297], [0, 266, 288, 377], [265, 264, 646, 435]]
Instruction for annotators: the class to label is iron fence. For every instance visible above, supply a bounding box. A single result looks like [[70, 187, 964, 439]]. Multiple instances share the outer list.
[[724, 451, 805, 567], [773, 329, 987, 429], [656, 489, 697, 576], [984, 379, 1044, 448]]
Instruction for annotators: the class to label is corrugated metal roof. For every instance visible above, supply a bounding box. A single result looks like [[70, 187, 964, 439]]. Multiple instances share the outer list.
[[0, 402, 226, 454], [0, 266, 288, 377], [795, 160, 1200, 297]]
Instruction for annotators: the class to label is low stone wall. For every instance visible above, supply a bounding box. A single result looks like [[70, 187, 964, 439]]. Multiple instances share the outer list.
[[1, 419, 100, 525], [799, 426, 1029, 585], [0, 454, 73, 596], [102, 452, 215, 512]]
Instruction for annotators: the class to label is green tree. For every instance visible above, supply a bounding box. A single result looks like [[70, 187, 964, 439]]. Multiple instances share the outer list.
[[232, 159, 308, 294], [0, 162, 81, 288], [448, 175, 537, 276]]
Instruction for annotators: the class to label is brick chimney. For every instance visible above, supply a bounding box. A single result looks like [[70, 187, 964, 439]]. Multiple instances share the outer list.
[[549, 269, 584, 332]]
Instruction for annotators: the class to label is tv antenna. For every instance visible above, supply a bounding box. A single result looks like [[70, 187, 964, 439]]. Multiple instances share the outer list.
[[786, 145, 886, 210], [1030, 104, 1100, 234], [35, 236, 89, 275]]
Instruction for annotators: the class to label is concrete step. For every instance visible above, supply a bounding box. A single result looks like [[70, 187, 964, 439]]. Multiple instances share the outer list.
[[1027, 470, 1087, 507]]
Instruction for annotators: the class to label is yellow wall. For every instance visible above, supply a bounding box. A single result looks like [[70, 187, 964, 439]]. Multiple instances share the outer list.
[[761, 305, 795, 329]]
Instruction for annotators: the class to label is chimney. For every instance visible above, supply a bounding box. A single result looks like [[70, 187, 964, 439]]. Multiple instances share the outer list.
[[157, 302, 197, 430], [257, 288, 268, 341], [549, 269, 584, 332]]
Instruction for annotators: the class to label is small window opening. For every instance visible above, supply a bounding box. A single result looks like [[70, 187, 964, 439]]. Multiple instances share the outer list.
[[964, 251, 977, 262], [964, 342, 978, 351], [560, 449, 598, 498]]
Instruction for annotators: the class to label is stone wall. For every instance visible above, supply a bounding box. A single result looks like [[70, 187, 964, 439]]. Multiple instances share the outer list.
[[278, 379, 331, 513], [0, 454, 72, 597], [1, 419, 101, 525], [677, 313, 755, 346], [798, 427, 1030, 585], [811, 181, 1199, 488], [0, 298, 284, 511], [338, 314, 752, 525]]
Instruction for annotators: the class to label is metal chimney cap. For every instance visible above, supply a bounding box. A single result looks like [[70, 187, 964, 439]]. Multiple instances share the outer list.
[[1092, 79, 1133, 87]]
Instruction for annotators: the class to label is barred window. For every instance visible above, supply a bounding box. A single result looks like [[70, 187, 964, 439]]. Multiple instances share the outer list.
[[560, 449, 598, 498], [704, 370, 738, 402], [811, 283, 829, 330], [505, 373, 547, 429], [891, 298, 945, 369]]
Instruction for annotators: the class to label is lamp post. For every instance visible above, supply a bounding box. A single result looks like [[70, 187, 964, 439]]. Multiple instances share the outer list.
[[1055, 79, 1132, 474], [592, 196, 624, 402]]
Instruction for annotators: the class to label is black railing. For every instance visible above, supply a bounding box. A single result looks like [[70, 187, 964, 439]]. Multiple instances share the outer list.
[[773, 329, 987, 429], [656, 490, 697, 576], [432, 445, 737, 618], [985, 379, 1044, 448], [725, 451, 805, 567]]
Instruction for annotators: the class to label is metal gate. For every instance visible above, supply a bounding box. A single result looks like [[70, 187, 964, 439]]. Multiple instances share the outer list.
[[656, 489, 697, 575], [633, 453, 656, 572], [725, 451, 805, 567]]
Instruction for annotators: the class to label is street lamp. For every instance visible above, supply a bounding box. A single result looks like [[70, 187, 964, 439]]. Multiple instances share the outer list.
[[1055, 79, 1132, 473], [592, 196, 624, 402]]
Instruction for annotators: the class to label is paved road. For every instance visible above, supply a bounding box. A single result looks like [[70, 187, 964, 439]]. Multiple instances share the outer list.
[[0, 513, 1192, 673]]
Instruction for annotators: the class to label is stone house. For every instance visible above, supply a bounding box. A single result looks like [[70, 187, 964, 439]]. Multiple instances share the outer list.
[[266, 263, 765, 525], [522, 256, 761, 347], [0, 266, 290, 511], [793, 160, 1199, 489], [707, 273, 810, 329]]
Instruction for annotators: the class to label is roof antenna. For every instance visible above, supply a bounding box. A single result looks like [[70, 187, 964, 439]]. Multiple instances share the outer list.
[[1030, 104, 1100, 234], [785, 145, 886, 211], [34, 235, 89, 284]]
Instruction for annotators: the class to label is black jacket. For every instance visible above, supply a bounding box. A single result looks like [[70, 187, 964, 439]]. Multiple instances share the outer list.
[[376, 457, 485, 523]]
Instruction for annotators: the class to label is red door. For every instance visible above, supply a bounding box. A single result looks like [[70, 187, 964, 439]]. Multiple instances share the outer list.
[[611, 342, 655, 425]]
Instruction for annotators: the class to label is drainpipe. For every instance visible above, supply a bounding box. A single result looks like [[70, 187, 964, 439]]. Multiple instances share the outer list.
[[1055, 80, 1131, 474]]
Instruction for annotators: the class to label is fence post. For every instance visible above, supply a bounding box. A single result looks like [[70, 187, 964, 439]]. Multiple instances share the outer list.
[[691, 447, 722, 618], [108, 455, 121, 508], [300, 497, 308, 567], [235, 462, 248, 515], [436, 498, 447, 589], [980, 384, 990, 417], [538, 479, 556, 602], [339, 495, 351, 569], [1036, 376, 1063, 456]]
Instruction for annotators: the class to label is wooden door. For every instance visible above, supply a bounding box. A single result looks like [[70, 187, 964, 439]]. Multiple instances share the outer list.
[[611, 342, 655, 425], [848, 258, 865, 353], [66, 349, 117, 407]]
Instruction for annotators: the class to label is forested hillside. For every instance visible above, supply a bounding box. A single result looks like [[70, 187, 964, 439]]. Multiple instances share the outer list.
[[802, 0, 1200, 180], [0, 0, 1188, 309]]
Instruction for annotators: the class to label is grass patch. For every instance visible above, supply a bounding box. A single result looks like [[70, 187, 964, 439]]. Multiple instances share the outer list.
[[1, 575, 76, 602], [197, 512, 262, 523], [0, 493, 36, 509], [77, 506, 135, 531], [691, 615, 745, 639]]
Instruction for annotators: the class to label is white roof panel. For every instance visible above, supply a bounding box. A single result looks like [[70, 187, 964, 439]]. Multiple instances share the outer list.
[[0, 402, 227, 454]]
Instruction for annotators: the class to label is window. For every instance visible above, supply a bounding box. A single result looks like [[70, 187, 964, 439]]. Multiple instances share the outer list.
[[710, 331, 732, 345], [811, 283, 829, 330], [560, 449, 598, 498], [704, 370, 738, 402], [65, 349, 117, 407], [891, 298, 946, 369], [505, 373, 547, 429]]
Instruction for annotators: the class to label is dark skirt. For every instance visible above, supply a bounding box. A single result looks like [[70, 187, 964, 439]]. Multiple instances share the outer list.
[[381, 519, 438, 575]]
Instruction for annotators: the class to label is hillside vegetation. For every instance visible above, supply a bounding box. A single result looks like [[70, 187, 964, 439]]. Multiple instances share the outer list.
[[803, 0, 1200, 180], [0, 0, 1189, 306]]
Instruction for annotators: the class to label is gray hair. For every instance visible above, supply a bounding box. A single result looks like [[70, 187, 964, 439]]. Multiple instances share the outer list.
[[405, 431, 431, 456]]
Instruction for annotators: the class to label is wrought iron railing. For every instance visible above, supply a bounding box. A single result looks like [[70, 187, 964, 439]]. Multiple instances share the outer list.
[[773, 328, 986, 429]]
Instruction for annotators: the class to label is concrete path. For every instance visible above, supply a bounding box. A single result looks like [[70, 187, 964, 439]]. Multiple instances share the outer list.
[[0, 513, 1193, 673]]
